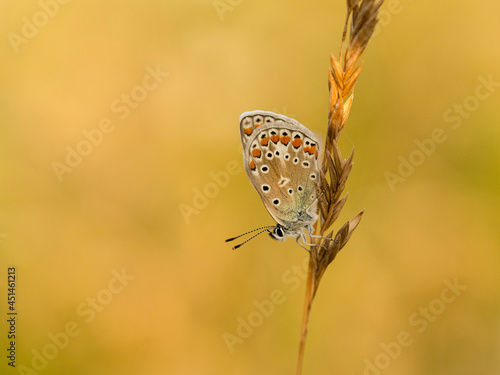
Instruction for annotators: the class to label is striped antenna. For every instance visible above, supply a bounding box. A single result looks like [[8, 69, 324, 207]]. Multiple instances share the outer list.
[[226, 226, 275, 250]]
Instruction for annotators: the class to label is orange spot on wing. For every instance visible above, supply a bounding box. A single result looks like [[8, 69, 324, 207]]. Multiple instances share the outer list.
[[308, 145, 317, 155], [315, 150, 319, 159], [251, 149, 261, 158], [270, 134, 279, 143], [249, 160, 256, 170], [280, 136, 290, 145], [303, 146, 310, 154], [292, 138, 303, 148], [243, 127, 253, 135], [255, 123, 263, 128], [260, 137, 269, 146]]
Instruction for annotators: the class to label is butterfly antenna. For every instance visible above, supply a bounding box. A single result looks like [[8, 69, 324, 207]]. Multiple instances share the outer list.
[[225, 226, 275, 243], [229, 228, 272, 250]]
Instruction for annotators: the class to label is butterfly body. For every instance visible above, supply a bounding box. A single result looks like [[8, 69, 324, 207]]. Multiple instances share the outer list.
[[239, 111, 321, 244]]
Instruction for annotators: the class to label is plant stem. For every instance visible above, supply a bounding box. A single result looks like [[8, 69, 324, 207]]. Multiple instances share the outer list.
[[296, 254, 315, 375]]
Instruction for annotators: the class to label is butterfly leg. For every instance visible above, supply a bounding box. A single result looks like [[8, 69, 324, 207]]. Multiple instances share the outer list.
[[297, 232, 329, 253], [309, 234, 339, 243], [306, 225, 339, 244], [295, 236, 311, 253]]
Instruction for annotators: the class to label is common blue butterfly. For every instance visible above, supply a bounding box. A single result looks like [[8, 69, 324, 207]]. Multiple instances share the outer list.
[[227, 110, 321, 249]]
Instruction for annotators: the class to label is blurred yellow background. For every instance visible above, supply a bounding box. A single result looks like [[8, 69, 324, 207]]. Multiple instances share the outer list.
[[1, 0, 499, 374]]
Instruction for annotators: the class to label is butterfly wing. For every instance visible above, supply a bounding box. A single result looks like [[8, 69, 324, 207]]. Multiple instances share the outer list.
[[239, 111, 320, 231]]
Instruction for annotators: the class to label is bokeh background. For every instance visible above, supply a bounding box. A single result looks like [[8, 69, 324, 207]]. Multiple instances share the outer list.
[[1, 1, 499, 374]]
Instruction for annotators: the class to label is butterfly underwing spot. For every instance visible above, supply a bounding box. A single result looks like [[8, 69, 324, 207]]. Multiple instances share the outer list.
[[303, 141, 310, 153], [293, 157, 299, 165], [262, 184, 270, 192], [284, 153, 290, 161], [270, 130, 279, 144], [273, 198, 280, 206], [310, 173, 316, 180], [264, 116, 273, 124], [254, 115, 263, 128], [280, 130, 291, 145], [310, 143, 317, 153], [260, 133, 269, 146], [304, 142, 317, 156], [252, 149, 261, 158], [288, 188, 293, 195], [278, 177, 290, 187], [250, 141, 262, 158], [242, 117, 252, 126], [275, 150, 280, 156], [298, 185, 303, 192], [260, 165, 269, 173], [302, 161, 310, 168], [292, 134, 303, 148], [266, 151, 274, 160], [242, 117, 253, 135]]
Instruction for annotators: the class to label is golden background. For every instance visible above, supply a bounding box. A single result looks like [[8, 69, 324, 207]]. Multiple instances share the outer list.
[[1, 0, 499, 374]]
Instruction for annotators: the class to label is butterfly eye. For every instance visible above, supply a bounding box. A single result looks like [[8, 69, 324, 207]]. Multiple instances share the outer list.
[[269, 225, 285, 241], [274, 226, 284, 238], [276, 226, 284, 237]]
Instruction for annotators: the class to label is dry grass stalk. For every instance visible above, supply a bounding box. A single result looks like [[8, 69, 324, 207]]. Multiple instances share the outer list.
[[296, 1, 383, 374]]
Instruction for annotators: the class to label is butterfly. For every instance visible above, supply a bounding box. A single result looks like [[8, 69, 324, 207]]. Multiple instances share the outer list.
[[227, 110, 322, 250]]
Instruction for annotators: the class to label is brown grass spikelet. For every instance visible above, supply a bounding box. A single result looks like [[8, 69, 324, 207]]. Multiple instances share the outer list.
[[296, 1, 383, 374]]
